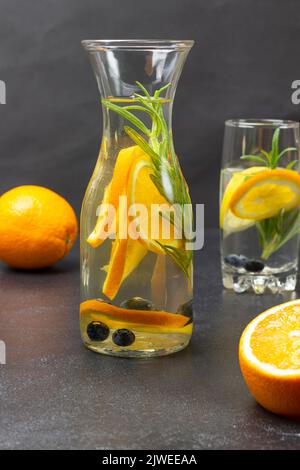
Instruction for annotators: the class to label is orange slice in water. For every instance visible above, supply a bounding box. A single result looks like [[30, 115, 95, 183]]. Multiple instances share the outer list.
[[230, 168, 300, 221], [220, 166, 266, 233], [87, 146, 145, 248], [80, 299, 191, 329], [128, 153, 182, 254]]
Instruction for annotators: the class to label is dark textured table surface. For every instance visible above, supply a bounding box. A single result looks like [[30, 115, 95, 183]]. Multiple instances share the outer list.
[[0, 229, 300, 450]]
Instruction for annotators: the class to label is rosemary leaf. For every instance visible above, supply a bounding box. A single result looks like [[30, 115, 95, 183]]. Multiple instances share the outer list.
[[135, 81, 151, 98], [277, 147, 298, 161], [286, 159, 299, 169], [154, 83, 171, 98], [271, 127, 280, 167], [240, 155, 268, 164], [260, 149, 273, 167], [102, 99, 150, 137], [124, 126, 160, 163]]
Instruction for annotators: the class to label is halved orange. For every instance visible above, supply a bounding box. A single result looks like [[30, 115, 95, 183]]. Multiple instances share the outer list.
[[239, 299, 300, 418], [230, 168, 300, 221]]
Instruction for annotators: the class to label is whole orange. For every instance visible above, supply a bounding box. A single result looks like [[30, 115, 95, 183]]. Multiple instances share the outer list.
[[0, 185, 78, 269]]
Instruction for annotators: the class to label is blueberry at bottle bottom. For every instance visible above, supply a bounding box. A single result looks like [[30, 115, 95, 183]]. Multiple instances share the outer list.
[[80, 298, 193, 358], [82, 331, 192, 358]]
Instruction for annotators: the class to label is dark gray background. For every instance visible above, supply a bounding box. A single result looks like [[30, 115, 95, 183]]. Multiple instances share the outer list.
[[1, 2, 300, 450], [1, 0, 300, 226]]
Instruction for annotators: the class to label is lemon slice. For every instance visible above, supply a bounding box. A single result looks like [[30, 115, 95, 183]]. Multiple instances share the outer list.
[[230, 168, 300, 220], [220, 166, 266, 232]]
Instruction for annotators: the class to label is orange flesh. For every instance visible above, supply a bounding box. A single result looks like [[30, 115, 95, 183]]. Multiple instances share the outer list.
[[102, 237, 128, 299], [107, 146, 143, 210], [250, 308, 300, 370], [80, 300, 190, 328], [230, 168, 300, 220]]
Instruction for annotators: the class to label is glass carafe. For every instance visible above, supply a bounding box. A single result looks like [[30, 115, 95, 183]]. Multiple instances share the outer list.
[[81, 40, 194, 357]]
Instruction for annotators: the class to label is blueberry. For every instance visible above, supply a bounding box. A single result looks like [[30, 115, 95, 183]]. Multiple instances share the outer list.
[[120, 297, 154, 311], [244, 259, 264, 273], [112, 329, 135, 347], [224, 254, 247, 268], [177, 299, 193, 318], [87, 321, 110, 341]]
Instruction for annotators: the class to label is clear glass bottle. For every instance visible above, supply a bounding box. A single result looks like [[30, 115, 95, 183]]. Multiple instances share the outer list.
[[80, 40, 194, 357]]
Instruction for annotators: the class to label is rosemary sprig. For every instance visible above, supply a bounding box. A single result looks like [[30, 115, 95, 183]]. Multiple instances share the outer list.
[[257, 208, 300, 259], [102, 82, 192, 278], [241, 128, 298, 169], [156, 242, 193, 279], [101, 100, 151, 137], [240, 128, 300, 259]]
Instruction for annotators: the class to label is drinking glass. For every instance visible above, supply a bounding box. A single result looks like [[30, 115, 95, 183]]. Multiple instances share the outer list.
[[220, 119, 300, 294]]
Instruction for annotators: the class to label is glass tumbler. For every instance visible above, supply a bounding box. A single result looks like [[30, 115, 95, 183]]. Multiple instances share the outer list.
[[220, 119, 300, 294]]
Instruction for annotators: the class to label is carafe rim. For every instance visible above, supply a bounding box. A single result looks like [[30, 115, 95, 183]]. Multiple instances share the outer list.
[[81, 39, 194, 52]]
